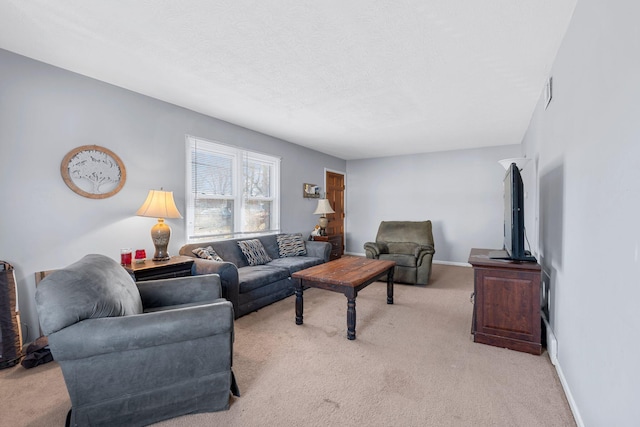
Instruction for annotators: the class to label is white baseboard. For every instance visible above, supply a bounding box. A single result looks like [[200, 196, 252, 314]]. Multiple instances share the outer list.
[[543, 316, 584, 427], [344, 251, 368, 257], [553, 352, 584, 427], [344, 251, 470, 268], [433, 259, 470, 267]]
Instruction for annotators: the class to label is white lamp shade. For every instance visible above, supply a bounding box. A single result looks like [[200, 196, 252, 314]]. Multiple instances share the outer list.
[[313, 198, 335, 215], [136, 190, 183, 219]]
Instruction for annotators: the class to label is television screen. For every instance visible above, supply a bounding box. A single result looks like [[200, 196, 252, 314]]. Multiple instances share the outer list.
[[491, 162, 536, 262], [504, 162, 524, 259]]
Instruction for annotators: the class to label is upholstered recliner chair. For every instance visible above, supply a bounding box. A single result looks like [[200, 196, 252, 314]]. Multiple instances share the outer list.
[[364, 221, 436, 285], [35, 254, 238, 427]]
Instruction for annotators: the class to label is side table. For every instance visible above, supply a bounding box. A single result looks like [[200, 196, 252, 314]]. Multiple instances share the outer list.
[[311, 234, 344, 260], [123, 255, 194, 282]]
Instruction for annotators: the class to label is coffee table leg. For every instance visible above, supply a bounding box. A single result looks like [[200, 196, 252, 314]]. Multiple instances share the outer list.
[[347, 297, 356, 340], [295, 284, 304, 325], [387, 268, 394, 304]]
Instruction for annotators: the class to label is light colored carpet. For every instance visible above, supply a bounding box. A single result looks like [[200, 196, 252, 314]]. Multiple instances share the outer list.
[[0, 264, 575, 426]]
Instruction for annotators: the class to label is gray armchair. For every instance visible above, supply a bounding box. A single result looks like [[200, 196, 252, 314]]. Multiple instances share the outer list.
[[364, 221, 436, 285], [35, 254, 238, 427]]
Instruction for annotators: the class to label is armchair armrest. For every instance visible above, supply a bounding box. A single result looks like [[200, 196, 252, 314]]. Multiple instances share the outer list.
[[414, 244, 435, 257], [364, 242, 388, 258], [136, 274, 221, 309], [191, 259, 240, 317], [48, 300, 234, 361], [415, 244, 436, 265]]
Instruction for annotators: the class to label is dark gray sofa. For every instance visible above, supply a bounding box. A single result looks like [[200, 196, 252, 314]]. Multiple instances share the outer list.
[[35, 254, 237, 427], [180, 233, 331, 318]]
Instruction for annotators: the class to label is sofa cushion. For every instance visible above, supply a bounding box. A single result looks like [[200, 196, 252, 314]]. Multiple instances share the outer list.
[[268, 256, 322, 275], [191, 246, 224, 262], [237, 265, 290, 293], [276, 233, 307, 257], [238, 239, 272, 266], [256, 234, 281, 260], [35, 254, 143, 335], [206, 239, 248, 268]]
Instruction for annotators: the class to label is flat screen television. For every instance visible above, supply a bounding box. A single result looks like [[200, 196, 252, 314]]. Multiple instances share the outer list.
[[490, 162, 536, 262]]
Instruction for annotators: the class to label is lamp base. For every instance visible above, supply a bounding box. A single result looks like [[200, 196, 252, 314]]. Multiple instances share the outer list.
[[150, 219, 171, 261], [318, 216, 329, 236]]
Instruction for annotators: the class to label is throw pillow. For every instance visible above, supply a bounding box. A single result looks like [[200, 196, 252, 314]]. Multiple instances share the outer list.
[[237, 239, 272, 266], [191, 246, 224, 262], [276, 233, 307, 257]]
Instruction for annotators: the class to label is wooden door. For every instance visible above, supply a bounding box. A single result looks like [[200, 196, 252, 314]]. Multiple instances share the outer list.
[[325, 171, 345, 239]]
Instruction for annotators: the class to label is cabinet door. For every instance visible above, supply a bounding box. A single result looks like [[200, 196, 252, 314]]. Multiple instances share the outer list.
[[474, 267, 541, 353]]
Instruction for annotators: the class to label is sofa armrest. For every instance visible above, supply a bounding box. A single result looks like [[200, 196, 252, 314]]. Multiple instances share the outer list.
[[305, 240, 331, 262], [191, 259, 240, 318], [48, 300, 234, 361], [136, 274, 221, 309]]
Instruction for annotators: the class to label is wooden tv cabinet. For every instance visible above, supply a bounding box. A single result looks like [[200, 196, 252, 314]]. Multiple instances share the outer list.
[[468, 248, 542, 355]]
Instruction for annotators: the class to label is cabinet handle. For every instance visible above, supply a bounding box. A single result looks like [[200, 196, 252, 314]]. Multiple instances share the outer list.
[[469, 292, 475, 304]]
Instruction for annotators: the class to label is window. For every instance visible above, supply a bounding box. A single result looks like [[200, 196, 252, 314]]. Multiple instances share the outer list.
[[186, 136, 280, 240]]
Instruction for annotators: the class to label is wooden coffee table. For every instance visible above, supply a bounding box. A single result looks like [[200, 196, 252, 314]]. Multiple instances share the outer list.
[[291, 256, 396, 340]]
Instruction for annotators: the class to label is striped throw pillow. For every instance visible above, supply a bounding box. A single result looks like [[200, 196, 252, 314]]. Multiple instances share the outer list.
[[277, 233, 307, 257], [191, 246, 224, 262], [237, 239, 272, 266]]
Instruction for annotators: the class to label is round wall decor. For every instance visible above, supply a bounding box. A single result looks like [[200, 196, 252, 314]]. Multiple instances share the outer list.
[[61, 145, 126, 199]]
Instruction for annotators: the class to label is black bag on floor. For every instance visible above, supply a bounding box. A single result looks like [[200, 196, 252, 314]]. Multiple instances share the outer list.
[[21, 336, 53, 368], [0, 261, 23, 369]]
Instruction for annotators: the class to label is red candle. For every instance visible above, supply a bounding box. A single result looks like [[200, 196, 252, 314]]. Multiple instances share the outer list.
[[120, 249, 132, 265], [135, 249, 146, 263]]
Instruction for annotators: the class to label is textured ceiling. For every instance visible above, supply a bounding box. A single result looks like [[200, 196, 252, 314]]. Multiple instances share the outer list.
[[0, 1, 576, 160]]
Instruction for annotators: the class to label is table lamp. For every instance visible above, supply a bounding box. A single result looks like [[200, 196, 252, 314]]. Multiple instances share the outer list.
[[313, 198, 335, 236], [136, 189, 183, 261]]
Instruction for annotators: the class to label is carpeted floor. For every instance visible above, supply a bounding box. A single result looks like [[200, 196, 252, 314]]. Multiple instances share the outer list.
[[0, 264, 576, 426]]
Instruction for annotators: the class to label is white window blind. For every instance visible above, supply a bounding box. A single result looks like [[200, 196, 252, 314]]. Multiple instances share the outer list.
[[186, 136, 280, 240]]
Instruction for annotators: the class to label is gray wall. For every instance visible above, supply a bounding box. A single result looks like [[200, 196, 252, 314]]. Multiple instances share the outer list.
[[346, 144, 522, 263], [521, 1, 640, 425], [0, 49, 345, 342]]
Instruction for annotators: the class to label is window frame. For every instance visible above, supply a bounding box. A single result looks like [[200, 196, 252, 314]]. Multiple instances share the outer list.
[[185, 135, 280, 241]]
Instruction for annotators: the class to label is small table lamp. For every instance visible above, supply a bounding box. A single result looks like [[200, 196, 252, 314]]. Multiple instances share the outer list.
[[136, 189, 183, 261], [313, 198, 335, 236]]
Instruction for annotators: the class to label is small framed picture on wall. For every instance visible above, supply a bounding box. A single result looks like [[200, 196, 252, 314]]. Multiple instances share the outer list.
[[303, 183, 320, 198]]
